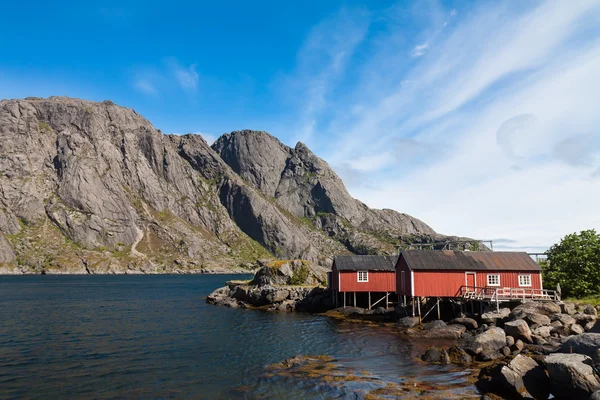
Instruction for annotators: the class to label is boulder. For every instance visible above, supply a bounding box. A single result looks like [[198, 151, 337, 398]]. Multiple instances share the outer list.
[[554, 314, 576, 327], [500, 346, 511, 357], [440, 348, 450, 364], [464, 327, 506, 355], [477, 350, 503, 361], [452, 317, 478, 330], [572, 324, 586, 335], [562, 302, 578, 315], [397, 316, 420, 328], [552, 325, 572, 337], [421, 347, 443, 363], [506, 336, 515, 347], [423, 320, 447, 330], [533, 326, 552, 338], [340, 307, 364, 315], [511, 302, 561, 317], [499, 354, 550, 400], [423, 324, 466, 339], [575, 313, 598, 325], [373, 307, 387, 315], [532, 335, 547, 345], [545, 353, 600, 400], [523, 313, 552, 327], [481, 308, 511, 324], [590, 391, 600, 400], [559, 333, 600, 358], [447, 346, 473, 364], [584, 305, 598, 317], [513, 339, 524, 352], [585, 320, 597, 331], [505, 319, 533, 343], [551, 320, 564, 328]]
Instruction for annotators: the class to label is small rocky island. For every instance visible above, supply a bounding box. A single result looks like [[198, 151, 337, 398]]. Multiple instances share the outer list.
[[208, 262, 600, 400]]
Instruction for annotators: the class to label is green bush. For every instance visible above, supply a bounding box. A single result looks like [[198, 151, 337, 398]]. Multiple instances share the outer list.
[[543, 229, 600, 297], [289, 264, 310, 285]]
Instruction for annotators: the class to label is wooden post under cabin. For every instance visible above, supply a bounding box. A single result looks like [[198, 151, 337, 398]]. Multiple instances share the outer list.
[[343, 292, 346, 308], [354, 292, 357, 307], [386, 292, 389, 309], [417, 297, 422, 322], [437, 298, 441, 320], [368, 292, 371, 310], [412, 298, 415, 316]]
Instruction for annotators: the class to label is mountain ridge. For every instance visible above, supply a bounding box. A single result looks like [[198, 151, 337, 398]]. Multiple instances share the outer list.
[[0, 96, 456, 274]]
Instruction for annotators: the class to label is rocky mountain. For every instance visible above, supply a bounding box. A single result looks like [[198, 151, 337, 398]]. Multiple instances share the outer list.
[[0, 97, 452, 274]]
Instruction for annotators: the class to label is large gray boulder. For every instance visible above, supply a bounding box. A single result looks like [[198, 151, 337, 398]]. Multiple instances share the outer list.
[[481, 308, 511, 324], [397, 316, 420, 328], [554, 313, 577, 327], [559, 333, 600, 357], [452, 317, 478, 330], [464, 327, 506, 355], [511, 302, 561, 318], [499, 355, 549, 399], [423, 324, 467, 339], [545, 353, 600, 400], [505, 319, 533, 343]]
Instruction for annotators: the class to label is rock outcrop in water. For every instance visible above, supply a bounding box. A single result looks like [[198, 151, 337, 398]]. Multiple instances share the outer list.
[[0, 97, 451, 274]]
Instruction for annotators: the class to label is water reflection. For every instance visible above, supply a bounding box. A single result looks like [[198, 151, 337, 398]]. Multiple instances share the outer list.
[[0, 275, 479, 399]]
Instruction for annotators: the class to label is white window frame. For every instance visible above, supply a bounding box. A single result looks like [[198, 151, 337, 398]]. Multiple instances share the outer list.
[[358, 270, 368, 282], [487, 274, 500, 287], [518, 274, 532, 287]]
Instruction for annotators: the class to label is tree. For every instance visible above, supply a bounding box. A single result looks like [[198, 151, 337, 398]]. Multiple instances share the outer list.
[[542, 229, 600, 297]]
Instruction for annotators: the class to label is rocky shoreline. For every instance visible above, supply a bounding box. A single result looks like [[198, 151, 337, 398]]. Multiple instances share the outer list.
[[0, 266, 255, 275], [207, 264, 600, 399]]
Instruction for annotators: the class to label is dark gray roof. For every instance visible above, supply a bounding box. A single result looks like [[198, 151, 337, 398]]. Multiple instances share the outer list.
[[333, 255, 398, 271], [401, 250, 541, 272]]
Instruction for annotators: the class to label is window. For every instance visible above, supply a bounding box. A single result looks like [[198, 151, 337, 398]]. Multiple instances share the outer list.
[[519, 274, 532, 287], [358, 271, 368, 282], [487, 274, 500, 287]]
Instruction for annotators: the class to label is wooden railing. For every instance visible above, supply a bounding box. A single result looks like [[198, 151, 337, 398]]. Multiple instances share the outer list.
[[455, 286, 560, 302]]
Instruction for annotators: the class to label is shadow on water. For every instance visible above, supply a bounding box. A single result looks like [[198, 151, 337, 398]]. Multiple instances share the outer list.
[[0, 275, 479, 399]]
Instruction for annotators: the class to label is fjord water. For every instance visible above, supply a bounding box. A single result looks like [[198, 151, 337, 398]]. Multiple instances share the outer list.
[[0, 275, 478, 399]]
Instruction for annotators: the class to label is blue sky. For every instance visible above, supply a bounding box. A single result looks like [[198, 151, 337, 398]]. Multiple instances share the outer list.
[[2, 1, 600, 251]]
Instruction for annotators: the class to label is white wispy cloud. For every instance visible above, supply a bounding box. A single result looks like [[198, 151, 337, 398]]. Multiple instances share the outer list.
[[283, 0, 600, 251], [412, 41, 429, 57], [133, 78, 158, 95], [167, 59, 199, 92]]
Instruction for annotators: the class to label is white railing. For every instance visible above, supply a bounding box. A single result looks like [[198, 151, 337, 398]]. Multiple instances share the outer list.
[[456, 286, 560, 302]]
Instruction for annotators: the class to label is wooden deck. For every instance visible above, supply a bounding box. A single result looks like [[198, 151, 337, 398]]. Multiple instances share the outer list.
[[457, 286, 560, 302]]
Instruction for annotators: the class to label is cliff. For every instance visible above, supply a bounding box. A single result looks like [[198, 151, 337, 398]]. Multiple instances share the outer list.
[[0, 97, 448, 274]]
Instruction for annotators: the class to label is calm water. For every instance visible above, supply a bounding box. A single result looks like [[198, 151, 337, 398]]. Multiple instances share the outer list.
[[0, 275, 479, 399]]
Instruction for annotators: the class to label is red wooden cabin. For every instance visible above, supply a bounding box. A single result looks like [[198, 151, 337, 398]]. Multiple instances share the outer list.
[[395, 250, 544, 299], [330, 255, 397, 309]]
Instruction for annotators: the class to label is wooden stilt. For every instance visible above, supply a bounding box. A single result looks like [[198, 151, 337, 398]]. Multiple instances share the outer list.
[[354, 292, 357, 307], [386, 292, 389, 309], [437, 298, 441, 320], [343, 292, 346, 308], [412, 297, 415, 316], [368, 292, 371, 310], [417, 297, 422, 322]]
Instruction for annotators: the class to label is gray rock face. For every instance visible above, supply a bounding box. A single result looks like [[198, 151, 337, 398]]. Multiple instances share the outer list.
[[0, 97, 449, 273], [212, 130, 443, 255], [545, 353, 600, 400]]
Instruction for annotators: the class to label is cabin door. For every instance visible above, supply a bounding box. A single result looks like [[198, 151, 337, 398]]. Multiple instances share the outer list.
[[465, 272, 476, 290]]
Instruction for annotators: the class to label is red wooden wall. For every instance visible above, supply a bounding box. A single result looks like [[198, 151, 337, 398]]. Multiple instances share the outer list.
[[411, 270, 542, 297], [333, 270, 395, 292]]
